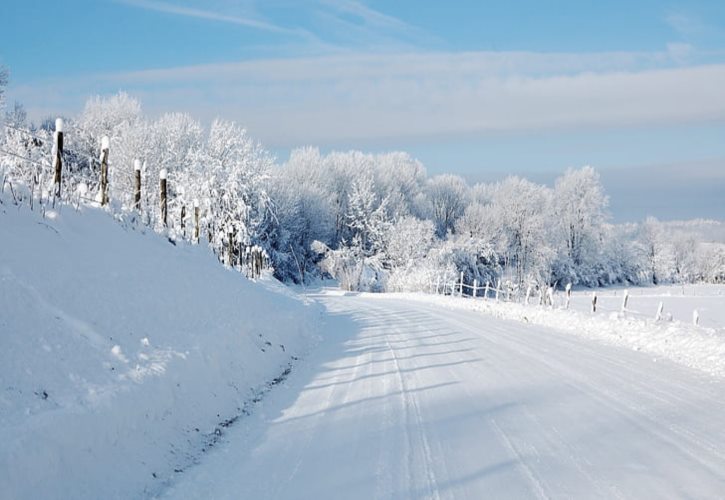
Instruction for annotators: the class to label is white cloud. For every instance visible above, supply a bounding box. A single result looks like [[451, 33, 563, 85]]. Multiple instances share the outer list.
[[10, 50, 725, 147]]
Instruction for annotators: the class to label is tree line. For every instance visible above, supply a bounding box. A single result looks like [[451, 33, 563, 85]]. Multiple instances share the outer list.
[[1, 90, 723, 293]]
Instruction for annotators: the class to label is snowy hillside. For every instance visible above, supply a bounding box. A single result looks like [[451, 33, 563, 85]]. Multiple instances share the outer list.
[[0, 199, 321, 499]]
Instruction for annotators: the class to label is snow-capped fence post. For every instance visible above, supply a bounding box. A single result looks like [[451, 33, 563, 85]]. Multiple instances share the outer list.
[[547, 286, 554, 308], [133, 159, 142, 211], [473, 279, 478, 298], [565, 282, 572, 309], [525, 285, 532, 306], [495, 279, 501, 302], [693, 309, 699, 326], [484, 281, 490, 300], [591, 291, 597, 313], [656, 301, 664, 321], [100, 136, 110, 207], [52, 118, 63, 204], [621, 289, 629, 314], [159, 169, 167, 227], [435, 275, 440, 295], [193, 199, 200, 243], [459, 272, 464, 297]]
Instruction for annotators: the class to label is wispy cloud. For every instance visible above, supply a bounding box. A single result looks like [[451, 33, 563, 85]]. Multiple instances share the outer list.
[[11, 48, 725, 148], [116, 0, 307, 37], [314, 0, 438, 49], [320, 0, 417, 34], [665, 10, 710, 39]]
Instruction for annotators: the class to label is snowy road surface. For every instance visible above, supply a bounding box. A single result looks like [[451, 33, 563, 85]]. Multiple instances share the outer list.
[[162, 292, 725, 499]]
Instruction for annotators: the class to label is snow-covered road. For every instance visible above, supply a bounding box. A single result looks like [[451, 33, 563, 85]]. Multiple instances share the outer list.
[[162, 292, 725, 499]]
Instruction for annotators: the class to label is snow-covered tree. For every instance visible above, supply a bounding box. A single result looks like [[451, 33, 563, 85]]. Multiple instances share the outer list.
[[552, 166, 609, 285], [345, 174, 389, 256], [487, 177, 555, 288], [424, 174, 469, 238], [638, 217, 673, 284], [671, 231, 698, 284]]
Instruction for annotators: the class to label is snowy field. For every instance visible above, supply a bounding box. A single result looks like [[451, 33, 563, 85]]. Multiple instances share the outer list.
[[569, 284, 725, 329], [0, 200, 322, 499]]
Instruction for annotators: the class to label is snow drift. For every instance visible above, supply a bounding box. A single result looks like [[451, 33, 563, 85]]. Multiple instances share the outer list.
[[0, 199, 321, 499]]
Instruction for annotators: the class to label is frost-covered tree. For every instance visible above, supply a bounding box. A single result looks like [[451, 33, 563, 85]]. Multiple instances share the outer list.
[[384, 216, 435, 269], [66, 92, 144, 202], [346, 174, 389, 256], [268, 174, 334, 282], [671, 231, 699, 284], [552, 166, 609, 284], [639, 217, 673, 284], [425, 174, 469, 238], [489, 177, 555, 288], [4, 101, 26, 128], [195, 119, 273, 260]]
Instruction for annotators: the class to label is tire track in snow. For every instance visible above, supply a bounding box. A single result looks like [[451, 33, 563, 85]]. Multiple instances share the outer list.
[[378, 306, 441, 500], [489, 417, 550, 500], [434, 308, 725, 489]]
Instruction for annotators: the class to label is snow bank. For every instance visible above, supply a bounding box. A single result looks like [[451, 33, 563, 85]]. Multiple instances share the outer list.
[[371, 289, 725, 379], [0, 200, 322, 499]]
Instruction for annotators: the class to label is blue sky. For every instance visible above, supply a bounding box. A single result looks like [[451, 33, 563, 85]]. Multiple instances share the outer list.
[[2, 0, 725, 220]]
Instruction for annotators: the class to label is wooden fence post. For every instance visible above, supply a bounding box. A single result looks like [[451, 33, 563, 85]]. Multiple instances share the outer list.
[[159, 169, 167, 227], [180, 204, 186, 236], [193, 199, 200, 243], [133, 159, 141, 211], [621, 289, 629, 314], [100, 136, 109, 206], [591, 292, 597, 313], [656, 301, 664, 321], [547, 286, 554, 307], [473, 279, 478, 298], [459, 271, 464, 297], [228, 230, 235, 267], [565, 282, 572, 309], [693, 309, 699, 326], [525, 285, 532, 305], [495, 279, 501, 302], [484, 281, 490, 300], [52, 118, 63, 203]]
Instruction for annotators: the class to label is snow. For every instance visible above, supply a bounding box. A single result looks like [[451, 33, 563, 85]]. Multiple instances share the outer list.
[[134, 159, 142, 171], [373, 284, 725, 378], [0, 199, 322, 499], [100, 135, 110, 150], [160, 291, 725, 499], [55, 118, 63, 133]]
